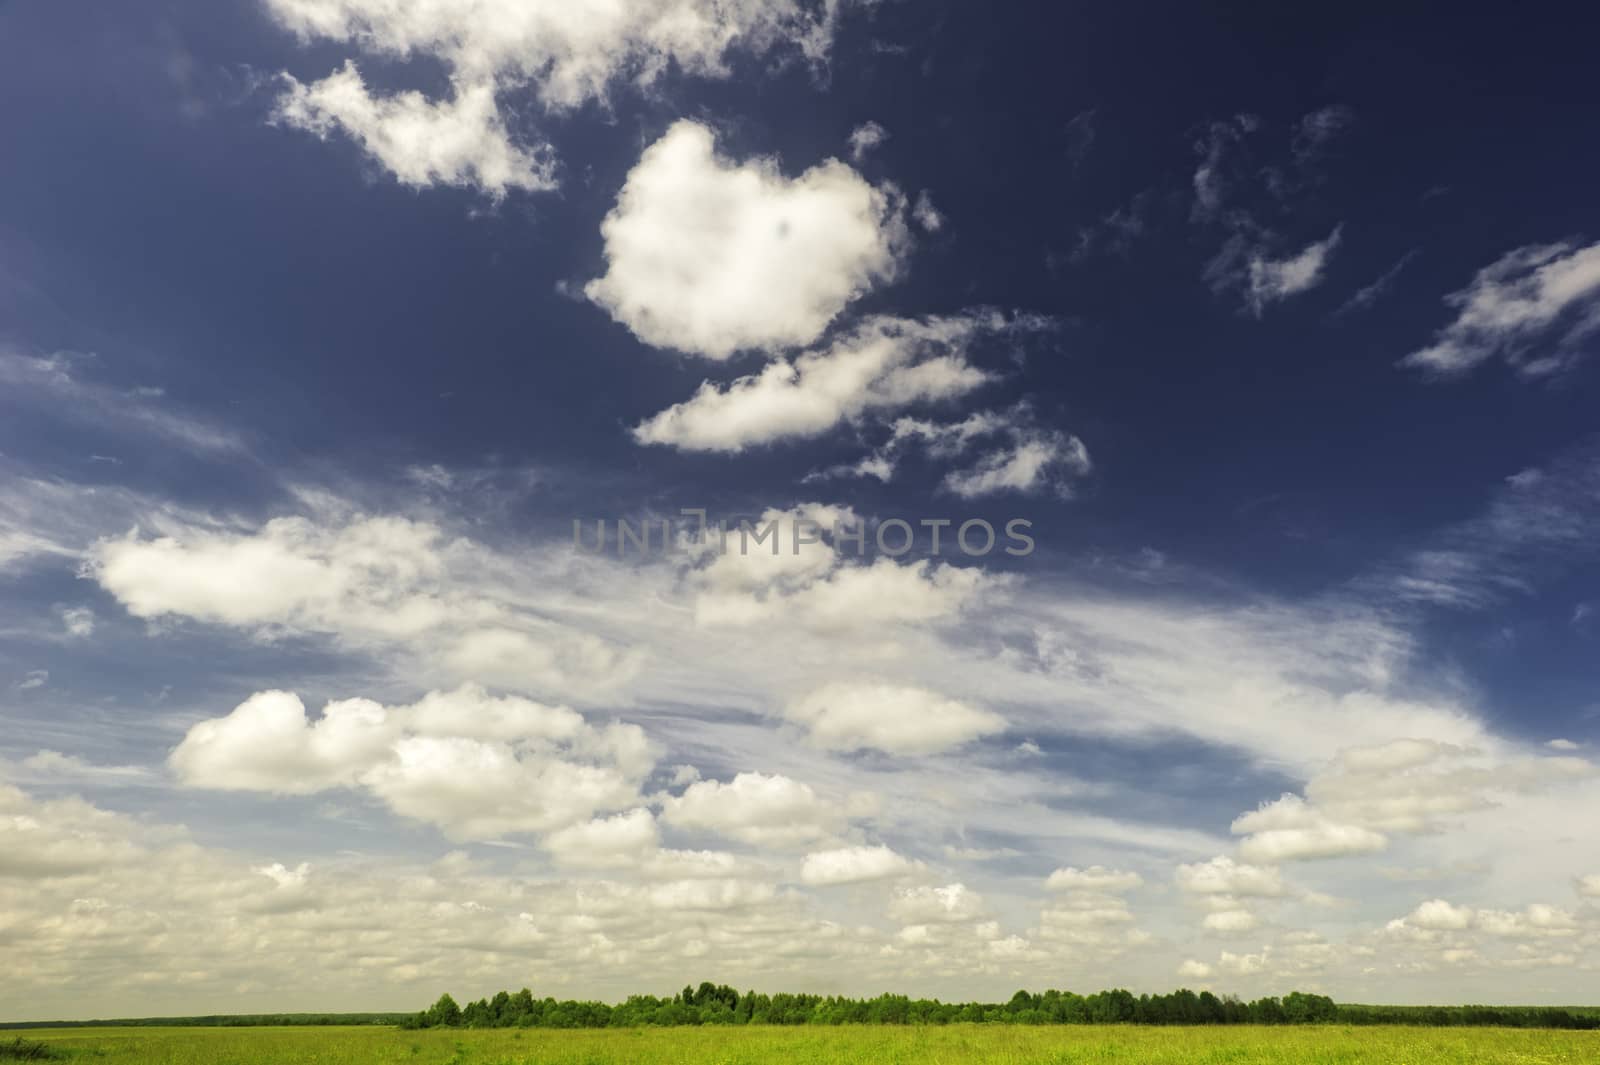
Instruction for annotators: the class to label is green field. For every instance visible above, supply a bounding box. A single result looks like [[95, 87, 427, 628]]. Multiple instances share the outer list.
[[16, 1024, 1600, 1064]]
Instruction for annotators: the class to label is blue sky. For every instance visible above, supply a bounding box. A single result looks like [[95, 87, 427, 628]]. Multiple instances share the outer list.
[[2, 0, 1599, 1019]]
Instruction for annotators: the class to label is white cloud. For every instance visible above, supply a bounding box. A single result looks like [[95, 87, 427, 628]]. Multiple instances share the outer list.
[[784, 681, 1004, 755], [1202, 909, 1258, 933], [1177, 959, 1213, 979], [800, 845, 918, 886], [60, 606, 96, 638], [1217, 949, 1269, 975], [1176, 856, 1288, 898], [1403, 898, 1476, 931], [587, 121, 909, 359], [263, 0, 849, 195], [22, 461, 1600, 1004], [661, 772, 845, 848], [632, 315, 993, 452], [1232, 795, 1389, 862], [1233, 741, 1595, 852], [688, 503, 993, 633], [912, 190, 943, 233], [1243, 227, 1342, 315], [89, 512, 638, 703], [1400, 239, 1600, 378], [275, 64, 555, 198], [0, 784, 146, 878], [1034, 889, 1146, 953], [943, 427, 1091, 498], [1189, 111, 1346, 314], [1576, 874, 1600, 899], [836, 405, 1092, 498], [169, 684, 653, 840], [19, 751, 149, 783], [170, 690, 395, 794], [93, 515, 453, 636], [1045, 866, 1143, 893], [0, 781, 891, 1020], [17, 670, 47, 691], [848, 121, 887, 161], [542, 809, 659, 869], [889, 883, 985, 924]]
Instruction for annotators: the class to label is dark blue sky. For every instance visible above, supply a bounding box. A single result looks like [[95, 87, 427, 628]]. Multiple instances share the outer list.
[[7, 1, 1597, 721], [2, 0, 1599, 1014]]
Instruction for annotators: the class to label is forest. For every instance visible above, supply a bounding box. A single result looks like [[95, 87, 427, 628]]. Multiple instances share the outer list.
[[402, 984, 1600, 1030]]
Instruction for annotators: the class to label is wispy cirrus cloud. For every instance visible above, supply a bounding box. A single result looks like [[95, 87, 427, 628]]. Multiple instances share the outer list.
[[0, 350, 245, 457], [1400, 239, 1600, 379]]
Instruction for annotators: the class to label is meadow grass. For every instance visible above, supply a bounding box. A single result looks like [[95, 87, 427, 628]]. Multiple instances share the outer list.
[[22, 1024, 1600, 1064]]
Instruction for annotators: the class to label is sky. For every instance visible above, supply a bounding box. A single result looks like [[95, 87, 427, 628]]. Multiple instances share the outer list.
[[2, 0, 1600, 1021]]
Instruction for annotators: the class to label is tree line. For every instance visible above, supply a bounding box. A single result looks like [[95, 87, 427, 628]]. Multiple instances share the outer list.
[[401, 982, 1595, 1030], [1, 1014, 409, 1030]]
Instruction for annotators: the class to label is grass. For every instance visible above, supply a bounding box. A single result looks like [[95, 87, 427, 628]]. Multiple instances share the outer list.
[[0, 1038, 60, 1061], [18, 1024, 1600, 1064]]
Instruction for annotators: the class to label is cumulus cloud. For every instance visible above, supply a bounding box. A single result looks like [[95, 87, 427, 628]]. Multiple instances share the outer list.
[[89, 512, 638, 702], [632, 315, 996, 452], [0, 784, 146, 878], [1176, 856, 1288, 898], [784, 681, 1004, 755], [661, 771, 846, 848], [1228, 740, 1595, 861], [93, 515, 454, 637], [1400, 239, 1600, 378], [263, 0, 849, 196], [688, 503, 993, 632], [1389, 899, 1481, 933], [1034, 886, 1147, 954], [800, 845, 918, 885], [0, 781, 899, 1020], [889, 882, 985, 924], [587, 121, 909, 359], [1217, 949, 1269, 975], [170, 684, 653, 840], [1045, 866, 1143, 893], [1378, 894, 1594, 976], [1201, 909, 1259, 933], [1232, 795, 1388, 862], [541, 809, 660, 869], [275, 64, 555, 198]]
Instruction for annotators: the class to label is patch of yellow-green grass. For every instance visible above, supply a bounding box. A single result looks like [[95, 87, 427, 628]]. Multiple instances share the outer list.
[[24, 1024, 1600, 1065]]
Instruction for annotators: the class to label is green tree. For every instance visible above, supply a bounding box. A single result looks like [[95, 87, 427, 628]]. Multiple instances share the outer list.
[[425, 993, 461, 1028]]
